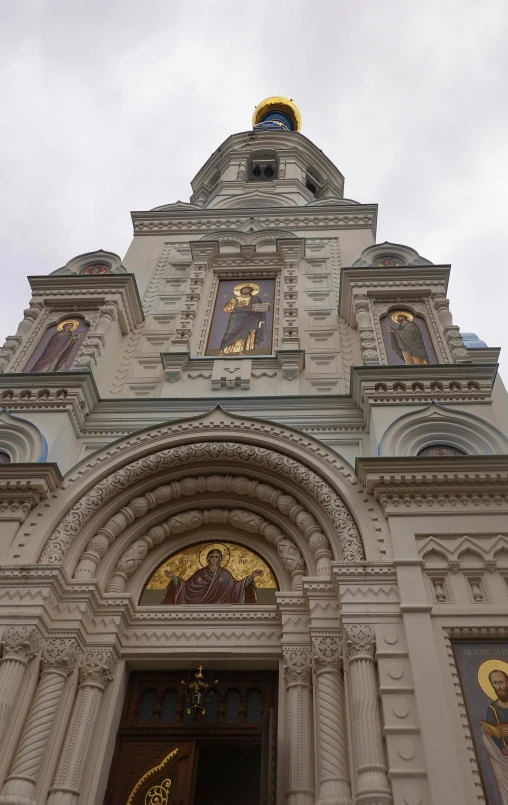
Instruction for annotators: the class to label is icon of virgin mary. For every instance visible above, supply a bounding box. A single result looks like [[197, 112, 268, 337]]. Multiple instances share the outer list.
[[161, 547, 263, 605]]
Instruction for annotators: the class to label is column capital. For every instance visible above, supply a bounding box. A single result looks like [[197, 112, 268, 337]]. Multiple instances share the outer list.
[[283, 645, 312, 685], [80, 647, 117, 688], [312, 633, 343, 672], [42, 637, 80, 675], [344, 624, 376, 661], [1, 625, 42, 664]]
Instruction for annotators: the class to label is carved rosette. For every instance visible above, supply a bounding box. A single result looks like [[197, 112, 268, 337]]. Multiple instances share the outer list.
[[79, 647, 118, 689], [0, 638, 80, 805], [1, 625, 43, 665], [47, 648, 118, 805], [344, 624, 376, 663], [283, 645, 312, 686]]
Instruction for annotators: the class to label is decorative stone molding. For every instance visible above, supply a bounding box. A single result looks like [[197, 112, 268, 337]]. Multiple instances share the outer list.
[[1, 625, 43, 663], [417, 533, 508, 568], [70, 474, 327, 581], [47, 647, 117, 805], [349, 365, 497, 419], [0, 464, 62, 524], [0, 372, 99, 436], [0, 637, 80, 805], [132, 208, 377, 237], [0, 304, 43, 373], [283, 645, 312, 685], [0, 408, 47, 463], [104, 508, 305, 593], [357, 456, 508, 515], [352, 242, 433, 267], [352, 294, 380, 365], [51, 249, 125, 276], [378, 402, 508, 457], [39, 446, 363, 567], [161, 350, 190, 383], [211, 358, 252, 390], [344, 625, 392, 804], [276, 349, 305, 381]]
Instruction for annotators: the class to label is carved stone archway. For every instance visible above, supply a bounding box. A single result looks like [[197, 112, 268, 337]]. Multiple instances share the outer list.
[[69, 473, 343, 583], [104, 507, 305, 593], [39, 443, 365, 568]]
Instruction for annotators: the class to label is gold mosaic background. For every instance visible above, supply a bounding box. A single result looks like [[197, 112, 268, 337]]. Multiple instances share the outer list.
[[145, 541, 278, 590]]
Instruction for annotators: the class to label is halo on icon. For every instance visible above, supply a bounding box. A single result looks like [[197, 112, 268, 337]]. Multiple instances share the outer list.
[[199, 542, 231, 569], [56, 319, 81, 331], [233, 282, 260, 298], [477, 659, 508, 700], [391, 310, 414, 323]]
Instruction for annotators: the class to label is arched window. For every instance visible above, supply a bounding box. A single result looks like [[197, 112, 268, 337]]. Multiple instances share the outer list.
[[138, 688, 157, 723], [224, 688, 241, 723], [246, 688, 262, 723], [203, 689, 220, 723], [0, 450, 11, 463], [160, 688, 178, 723], [417, 444, 467, 457]]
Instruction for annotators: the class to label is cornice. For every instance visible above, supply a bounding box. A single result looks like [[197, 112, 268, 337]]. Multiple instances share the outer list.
[[339, 265, 451, 321], [0, 463, 63, 520], [28, 274, 144, 332], [356, 456, 508, 514], [0, 371, 100, 435], [349, 363, 497, 420], [131, 204, 378, 237]]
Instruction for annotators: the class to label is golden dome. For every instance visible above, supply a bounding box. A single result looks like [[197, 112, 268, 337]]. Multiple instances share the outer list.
[[252, 97, 302, 132]]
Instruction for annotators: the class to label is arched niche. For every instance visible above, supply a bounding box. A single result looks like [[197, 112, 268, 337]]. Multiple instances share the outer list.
[[0, 408, 47, 462], [379, 402, 508, 457], [136, 525, 284, 606]]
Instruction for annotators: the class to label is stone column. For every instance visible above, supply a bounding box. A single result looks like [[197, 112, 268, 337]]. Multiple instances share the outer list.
[[312, 635, 351, 805], [0, 637, 80, 805], [344, 625, 392, 805], [47, 647, 118, 805], [352, 295, 380, 366], [283, 645, 314, 805], [0, 626, 42, 736]]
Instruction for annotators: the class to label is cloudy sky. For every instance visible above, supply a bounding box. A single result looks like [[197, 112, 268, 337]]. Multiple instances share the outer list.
[[1, 0, 507, 380]]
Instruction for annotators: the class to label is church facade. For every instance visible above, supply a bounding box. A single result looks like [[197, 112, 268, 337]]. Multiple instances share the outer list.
[[0, 97, 507, 805]]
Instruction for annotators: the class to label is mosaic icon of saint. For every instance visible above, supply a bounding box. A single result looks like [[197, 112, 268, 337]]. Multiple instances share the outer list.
[[388, 312, 430, 365], [29, 320, 83, 372], [161, 548, 263, 605], [219, 283, 269, 356], [480, 667, 508, 801]]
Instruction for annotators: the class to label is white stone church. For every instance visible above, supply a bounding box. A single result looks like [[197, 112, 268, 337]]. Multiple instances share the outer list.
[[0, 97, 507, 805]]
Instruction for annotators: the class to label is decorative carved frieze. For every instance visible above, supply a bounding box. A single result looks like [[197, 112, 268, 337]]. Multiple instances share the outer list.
[[40, 445, 363, 566], [0, 464, 62, 523]]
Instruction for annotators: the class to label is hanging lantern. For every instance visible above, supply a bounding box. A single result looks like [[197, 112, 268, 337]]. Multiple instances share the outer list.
[[181, 665, 218, 720]]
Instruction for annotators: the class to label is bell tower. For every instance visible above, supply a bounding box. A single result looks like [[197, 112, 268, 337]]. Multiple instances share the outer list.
[[0, 97, 507, 805]]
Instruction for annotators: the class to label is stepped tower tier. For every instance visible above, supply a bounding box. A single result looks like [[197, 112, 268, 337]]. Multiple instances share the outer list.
[[0, 97, 506, 805]]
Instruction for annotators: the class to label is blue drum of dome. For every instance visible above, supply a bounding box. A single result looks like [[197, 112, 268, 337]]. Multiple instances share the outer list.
[[254, 110, 294, 131]]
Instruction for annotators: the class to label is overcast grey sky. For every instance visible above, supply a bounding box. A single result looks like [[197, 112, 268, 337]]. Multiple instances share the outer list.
[[1, 0, 507, 379]]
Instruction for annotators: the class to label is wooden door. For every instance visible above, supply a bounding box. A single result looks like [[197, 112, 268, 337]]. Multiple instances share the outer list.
[[105, 740, 197, 805], [260, 709, 276, 805]]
